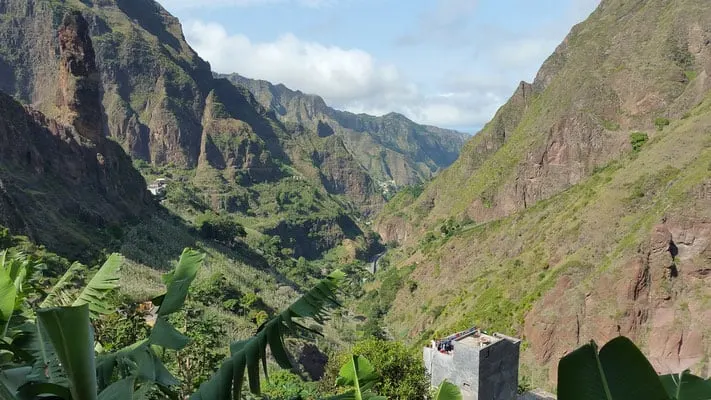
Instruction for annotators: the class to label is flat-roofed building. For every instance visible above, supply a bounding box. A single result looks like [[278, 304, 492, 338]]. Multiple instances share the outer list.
[[423, 327, 521, 400]]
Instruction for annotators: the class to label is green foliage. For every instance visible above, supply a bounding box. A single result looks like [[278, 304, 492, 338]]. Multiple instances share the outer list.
[[660, 370, 711, 400], [36, 305, 98, 400], [439, 217, 460, 237], [518, 374, 533, 394], [602, 120, 620, 131], [195, 212, 246, 245], [94, 305, 151, 352], [629, 132, 649, 152], [328, 355, 386, 400], [655, 117, 671, 131], [357, 264, 414, 339], [261, 370, 319, 400], [324, 339, 429, 400], [684, 70, 698, 82], [190, 272, 242, 314], [626, 166, 681, 201], [190, 270, 345, 399], [433, 380, 462, 400], [557, 336, 711, 400], [171, 306, 228, 397], [166, 182, 209, 213]]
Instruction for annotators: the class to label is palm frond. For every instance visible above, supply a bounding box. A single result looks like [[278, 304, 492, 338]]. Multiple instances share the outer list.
[[191, 270, 345, 400]]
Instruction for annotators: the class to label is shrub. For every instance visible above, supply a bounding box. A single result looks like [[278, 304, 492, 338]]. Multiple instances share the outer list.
[[629, 132, 649, 152], [261, 370, 319, 400], [320, 339, 429, 399], [654, 117, 670, 131], [195, 212, 246, 244]]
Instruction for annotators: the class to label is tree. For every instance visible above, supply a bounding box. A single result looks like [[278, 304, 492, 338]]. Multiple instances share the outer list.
[[195, 213, 246, 245]]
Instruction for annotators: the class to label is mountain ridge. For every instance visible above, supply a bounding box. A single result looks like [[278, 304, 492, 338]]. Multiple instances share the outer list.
[[371, 0, 711, 390], [221, 72, 468, 192], [0, 0, 467, 260]]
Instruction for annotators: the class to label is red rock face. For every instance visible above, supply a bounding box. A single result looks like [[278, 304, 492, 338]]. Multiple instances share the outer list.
[[524, 218, 711, 385], [56, 11, 103, 142]]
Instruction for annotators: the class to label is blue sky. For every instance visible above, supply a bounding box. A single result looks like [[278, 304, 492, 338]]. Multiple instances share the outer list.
[[157, 0, 600, 133]]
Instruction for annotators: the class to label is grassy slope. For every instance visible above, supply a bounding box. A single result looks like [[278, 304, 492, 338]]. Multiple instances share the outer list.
[[376, 0, 710, 235], [378, 92, 711, 388]]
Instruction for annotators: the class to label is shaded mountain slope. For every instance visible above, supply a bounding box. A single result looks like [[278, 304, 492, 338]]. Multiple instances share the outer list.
[[370, 0, 711, 390], [0, 11, 149, 260]]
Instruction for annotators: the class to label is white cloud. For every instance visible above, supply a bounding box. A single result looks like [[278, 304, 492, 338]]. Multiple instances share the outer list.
[[186, 21, 409, 102], [183, 20, 494, 130], [158, 0, 333, 10]]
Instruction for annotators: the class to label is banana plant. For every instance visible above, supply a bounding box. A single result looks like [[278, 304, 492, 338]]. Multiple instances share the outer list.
[[328, 355, 386, 400], [0, 251, 123, 398], [558, 336, 711, 400], [660, 370, 711, 400], [433, 380, 462, 400], [191, 270, 345, 399], [41, 254, 122, 315], [0, 248, 205, 399], [558, 337, 668, 400]]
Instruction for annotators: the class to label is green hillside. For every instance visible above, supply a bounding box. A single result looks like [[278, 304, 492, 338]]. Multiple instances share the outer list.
[[371, 0, 711, 390]]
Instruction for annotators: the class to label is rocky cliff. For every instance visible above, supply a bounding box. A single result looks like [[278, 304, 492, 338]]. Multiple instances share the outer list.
[[374, 0, 711, 390], [0, 0, 466, 218], [223, 73, 468, 192], [0, 11, 149, 260]]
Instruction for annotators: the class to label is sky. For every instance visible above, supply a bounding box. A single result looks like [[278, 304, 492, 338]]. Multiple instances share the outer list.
[[157, 0, 601, 133]]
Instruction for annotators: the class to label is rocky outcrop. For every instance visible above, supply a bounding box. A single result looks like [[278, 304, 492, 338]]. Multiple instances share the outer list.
[[0, 7, 149, 259], [311, 137, 384, 212], [57, 11, 103, 142], [197, 89, 280, 184], [524, 218, 711, 385]]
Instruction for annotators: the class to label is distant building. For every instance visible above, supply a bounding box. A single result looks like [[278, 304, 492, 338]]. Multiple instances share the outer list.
[[423, 327, 521, 400], [147, 178, 168, 197]]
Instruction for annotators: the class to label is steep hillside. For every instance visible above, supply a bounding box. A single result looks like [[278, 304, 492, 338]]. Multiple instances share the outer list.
[[0, 0, 373, 258], [0, 7, 366, 383], [223, 73, 467, 196], [0, 11, 149, 261], [371, 0, 711, 390], [376, 0, 711, 243], [0, 0, 465, 220]]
